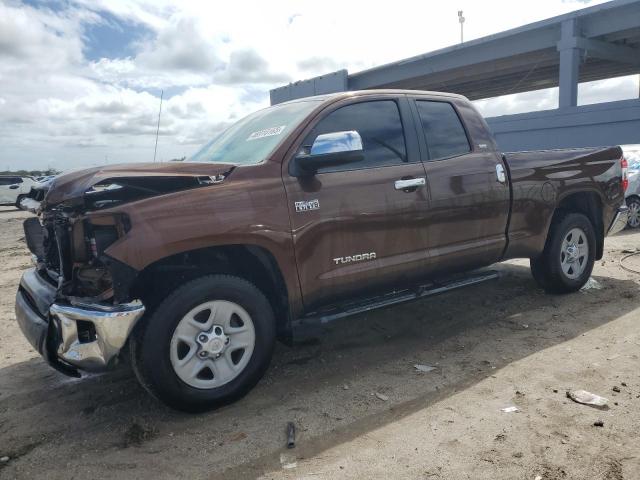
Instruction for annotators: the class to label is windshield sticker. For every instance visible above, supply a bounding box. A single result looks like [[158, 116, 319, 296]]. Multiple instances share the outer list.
[[246, 125, 286, 141]]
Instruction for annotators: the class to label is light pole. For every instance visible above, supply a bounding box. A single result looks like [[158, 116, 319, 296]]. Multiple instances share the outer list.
[[458, 10, 465, 44], [153, 89, 163, 163]]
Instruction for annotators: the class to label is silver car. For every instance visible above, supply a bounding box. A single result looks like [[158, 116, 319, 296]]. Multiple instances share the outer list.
[[624, 144, 640, 228]]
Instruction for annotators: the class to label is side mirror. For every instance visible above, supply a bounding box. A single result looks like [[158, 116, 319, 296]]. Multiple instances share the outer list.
[[291, 131, 364, 177]]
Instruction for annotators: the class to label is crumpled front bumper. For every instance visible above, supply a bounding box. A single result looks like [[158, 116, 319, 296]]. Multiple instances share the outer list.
[[15, 268, 145, 374]]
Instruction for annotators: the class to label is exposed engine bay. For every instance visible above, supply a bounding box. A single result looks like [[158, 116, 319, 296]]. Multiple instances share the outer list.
[[21, 167, 233, 305]]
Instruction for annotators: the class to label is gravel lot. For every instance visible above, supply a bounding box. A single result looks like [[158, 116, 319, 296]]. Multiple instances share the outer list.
[[1, 205, 639, 479]]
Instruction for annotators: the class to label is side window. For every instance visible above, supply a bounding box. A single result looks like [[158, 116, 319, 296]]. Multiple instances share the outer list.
[[0, 178, 15, 186], [303, 100, 407, 173], [415, 101, 471, 160]]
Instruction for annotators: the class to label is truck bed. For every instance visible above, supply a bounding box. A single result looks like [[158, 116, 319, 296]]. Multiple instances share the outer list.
[[503, 146, 623, 259]]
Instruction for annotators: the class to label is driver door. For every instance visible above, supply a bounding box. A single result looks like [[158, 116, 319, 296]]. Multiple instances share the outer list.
[[283, 97, 430, 310]]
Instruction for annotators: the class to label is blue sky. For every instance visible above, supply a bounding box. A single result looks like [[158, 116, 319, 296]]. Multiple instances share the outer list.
[[0, 0, 638, 171], [82, 10, 152, 62]]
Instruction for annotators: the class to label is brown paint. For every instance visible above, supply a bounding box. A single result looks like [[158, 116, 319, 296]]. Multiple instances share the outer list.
[[47, 90, 624, 319]]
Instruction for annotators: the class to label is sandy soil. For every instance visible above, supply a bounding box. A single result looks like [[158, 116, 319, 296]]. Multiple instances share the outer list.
[[1, 205, 639, 479]]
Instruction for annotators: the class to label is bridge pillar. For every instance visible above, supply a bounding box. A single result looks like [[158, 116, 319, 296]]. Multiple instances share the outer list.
[[558, 18, 583, 108]]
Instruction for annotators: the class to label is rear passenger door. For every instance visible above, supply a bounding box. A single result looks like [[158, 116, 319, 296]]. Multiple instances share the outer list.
[[283, 97, 431, 310], [411, 98, 510, 274]]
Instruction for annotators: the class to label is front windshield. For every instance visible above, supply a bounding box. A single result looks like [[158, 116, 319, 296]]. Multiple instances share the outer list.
[[190, 100, 322, 165]]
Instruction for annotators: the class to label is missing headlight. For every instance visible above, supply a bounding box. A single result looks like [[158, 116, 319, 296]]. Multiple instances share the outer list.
[[85, 213, 130, 258], [91, 225, 119, 257]]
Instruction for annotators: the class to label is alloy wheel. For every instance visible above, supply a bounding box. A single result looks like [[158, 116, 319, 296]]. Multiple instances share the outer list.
[[560, 227, 589, 279], [169, 300, 256, 389]]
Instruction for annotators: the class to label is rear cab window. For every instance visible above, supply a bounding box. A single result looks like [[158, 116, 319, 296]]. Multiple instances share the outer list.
[[415, 100, 471, 160]]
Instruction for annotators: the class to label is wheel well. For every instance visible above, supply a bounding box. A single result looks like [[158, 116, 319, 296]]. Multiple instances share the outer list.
[[556, 192, 604, 260], [626, 194, 640, 204], [130, 245, 291, 339]]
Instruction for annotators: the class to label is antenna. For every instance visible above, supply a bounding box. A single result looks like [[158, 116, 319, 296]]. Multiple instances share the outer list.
[[458, 10, 465, 44], [153, 89, 164, 163]]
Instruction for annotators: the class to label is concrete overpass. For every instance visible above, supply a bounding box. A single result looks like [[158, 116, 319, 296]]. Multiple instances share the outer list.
[[270, 0, 640, 151]]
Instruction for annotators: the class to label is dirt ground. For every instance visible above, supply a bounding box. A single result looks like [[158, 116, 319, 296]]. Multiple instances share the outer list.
[[1, 205, 639, 480]]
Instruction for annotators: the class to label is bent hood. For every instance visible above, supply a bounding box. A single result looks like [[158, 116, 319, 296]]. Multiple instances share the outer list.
[[45, 162, 235, 209]]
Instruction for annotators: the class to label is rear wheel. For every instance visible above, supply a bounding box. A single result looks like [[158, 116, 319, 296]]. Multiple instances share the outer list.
[[626, 197, 640, 229], [131, 274, 276, 412], [530, 212, 596, 293]]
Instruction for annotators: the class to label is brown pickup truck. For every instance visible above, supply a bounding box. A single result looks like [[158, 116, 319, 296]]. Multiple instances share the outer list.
[[15, 90, 629, 411]]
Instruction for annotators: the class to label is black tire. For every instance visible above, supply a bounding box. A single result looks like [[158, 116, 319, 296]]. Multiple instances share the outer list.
[[626, 197, 640, 229], [15, 194, 26, 209], [530, 211, 596, 294], [130, 274, 276, 412]]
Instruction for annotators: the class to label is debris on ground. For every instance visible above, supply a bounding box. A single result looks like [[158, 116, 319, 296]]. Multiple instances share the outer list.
[[500, 406, 519, 413], [612, 386, 621, 393], [286, 422, 296, 449], [566, 390, 608, 407], [375, 392, 389, 401], [280, 453, 297, 470], [593, 420, 604, 427], [227, 432, 247, 442], [343, 384, 349, 390], [0, 456, 9, 463], [414, 364, 437, 373], [580, 277, 602, 291]]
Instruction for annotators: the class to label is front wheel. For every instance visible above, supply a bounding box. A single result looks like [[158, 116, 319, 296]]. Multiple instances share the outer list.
[[530, 212, 596, 293], [131, 275, 276, 412], [626, 197, 640, 229]]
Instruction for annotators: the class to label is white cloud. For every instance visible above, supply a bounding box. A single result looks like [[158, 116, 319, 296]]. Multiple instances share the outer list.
[[0, 0, 637, 171], [135, 16, 221, 72], [474, 76, 640, 117]]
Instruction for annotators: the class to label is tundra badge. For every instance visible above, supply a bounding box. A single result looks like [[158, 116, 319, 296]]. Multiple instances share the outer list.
[[295, 199, 320, 212], [333, 252, 377, 265]]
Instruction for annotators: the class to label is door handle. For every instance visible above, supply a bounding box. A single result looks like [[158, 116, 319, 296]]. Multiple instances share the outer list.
[[495, 164, 506, 183], [394, 177, 426, 191]]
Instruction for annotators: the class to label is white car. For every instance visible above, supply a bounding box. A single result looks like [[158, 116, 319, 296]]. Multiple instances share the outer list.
[[623, 145, 640, 228], [0, 176, 36, 207]]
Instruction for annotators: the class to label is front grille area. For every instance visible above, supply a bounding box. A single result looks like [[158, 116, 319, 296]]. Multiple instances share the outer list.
[[23, 215, 64, 280], [22, 211, 118, 299], [23, 217, 45, 258]]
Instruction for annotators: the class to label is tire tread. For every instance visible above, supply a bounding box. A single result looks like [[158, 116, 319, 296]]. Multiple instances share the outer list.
[[130, 274, 275, 412], [530, 210, 595, 294]]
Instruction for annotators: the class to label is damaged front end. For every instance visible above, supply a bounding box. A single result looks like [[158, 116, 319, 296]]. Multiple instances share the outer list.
[[17, 208, 146, 375], [15, 164, 232, 375]]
